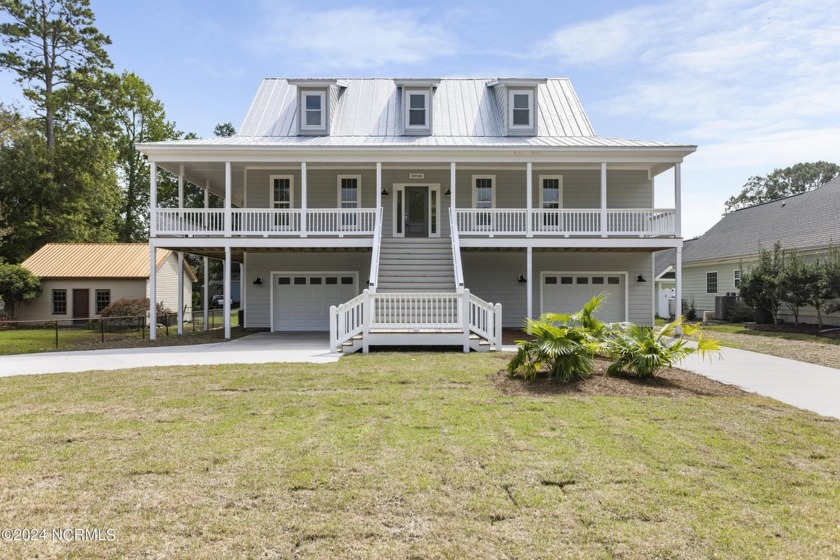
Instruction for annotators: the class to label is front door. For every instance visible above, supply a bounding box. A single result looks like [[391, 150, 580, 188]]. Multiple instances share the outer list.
[[73, 289, 89, 323], [405, 187, 428, 237]]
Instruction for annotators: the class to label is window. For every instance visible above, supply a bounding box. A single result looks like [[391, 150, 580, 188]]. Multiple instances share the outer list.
[[545, 276, 557, 285], [540, 175, 562, 228], [405, 91, 429, 129], [576, 277, 589, 284], [338, 175, 360, 228], [300, 92, 326, 131], [607, 277, 620, 285], [706, 272, 718, 294], [52, 289, 67, 315], [95, 289, 111, 314], [473, 175, 495, 228], [509, 90, 533, 128], [592, 277, 605, 285], [734, 269, 741, 289]]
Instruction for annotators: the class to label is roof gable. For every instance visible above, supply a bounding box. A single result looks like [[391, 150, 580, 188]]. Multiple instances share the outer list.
[[684, 177, 840, 263]]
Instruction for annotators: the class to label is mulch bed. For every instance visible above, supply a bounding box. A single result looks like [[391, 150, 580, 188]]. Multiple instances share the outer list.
[[494, 356, 747, 398], [748, 322, 840, 339]]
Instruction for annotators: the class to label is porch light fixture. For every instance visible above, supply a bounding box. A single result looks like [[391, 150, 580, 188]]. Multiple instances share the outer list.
[[636, 275, 647, 282], [518, 274, 527, 283], [381, 188, 389, 196], [253, 277, 263, 285], [444, 188, 451, 196]]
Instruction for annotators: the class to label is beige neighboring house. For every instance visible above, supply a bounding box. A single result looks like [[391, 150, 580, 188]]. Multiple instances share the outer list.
[[18, 243, 195, 322]]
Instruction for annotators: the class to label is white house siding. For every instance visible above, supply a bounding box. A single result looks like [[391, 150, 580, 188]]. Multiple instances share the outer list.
[[145, 253, 193, 317], [462, 250, 654, 327], [16, 279, 146, 322], [244, 251, 371, 328]]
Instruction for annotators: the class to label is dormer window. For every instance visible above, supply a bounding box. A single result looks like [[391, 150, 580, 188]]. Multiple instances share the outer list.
[[510, 90, 533, 128], [301, 91, 326, 132], [406, 91, 429, 128]]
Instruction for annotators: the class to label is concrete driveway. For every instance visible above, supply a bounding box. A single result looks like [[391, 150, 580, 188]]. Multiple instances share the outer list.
[[0, 332, 339, 378]]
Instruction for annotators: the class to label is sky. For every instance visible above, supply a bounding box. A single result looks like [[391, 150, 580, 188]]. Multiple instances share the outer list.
[[2, 0, 839, 238]]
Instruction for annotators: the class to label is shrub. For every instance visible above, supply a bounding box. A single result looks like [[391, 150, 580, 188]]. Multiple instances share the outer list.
[[727, 299, 755, 323], [100, 298, 171, 318], [507, 295, 608, 382], [605, 318, 720, 378], [682, 297, 697, 321]]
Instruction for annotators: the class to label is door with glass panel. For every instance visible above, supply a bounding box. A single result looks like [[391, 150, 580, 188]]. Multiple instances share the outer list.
[[541, 176, 562, 230], [271, 176, 293, 230], [339, 176, 359, 230], [404, 187, 429, 237]]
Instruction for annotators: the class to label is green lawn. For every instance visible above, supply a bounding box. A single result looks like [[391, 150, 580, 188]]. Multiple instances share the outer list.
[[0, 353, 837, 558]]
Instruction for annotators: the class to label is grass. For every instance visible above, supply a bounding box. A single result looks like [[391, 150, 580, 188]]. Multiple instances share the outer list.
[[0, 354, 838, 558]]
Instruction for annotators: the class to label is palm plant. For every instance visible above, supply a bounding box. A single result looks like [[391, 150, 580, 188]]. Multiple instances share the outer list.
[[605, 317, 720, 378], [507, 294, 609, 381]]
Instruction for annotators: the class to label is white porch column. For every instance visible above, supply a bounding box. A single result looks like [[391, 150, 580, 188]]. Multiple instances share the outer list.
[[526, 245, 533, 320], [676, 244, 683, 335], [674, 162, 682, 238], [376, 162, 382, 209], [224, 161, 232, 237], [224, 246, 231, 339], [301, 162, 308, 237], [600, 162, 608, 237], [149, 162, 157, 237], [450, 162, 456, 211], [177, 252, 184, 335], [203, 181, 209, 332], [149, 244, 157, 340], [178, 165, 184, 210], [526, 162, 533, 237]]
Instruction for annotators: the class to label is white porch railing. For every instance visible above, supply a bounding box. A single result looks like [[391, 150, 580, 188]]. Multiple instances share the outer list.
[[454, 208, 676, 237], [367, 207, 384, 293], [449, 208, 465, 292], [329, 289, 502, 352], [154, 208, 377, 237]]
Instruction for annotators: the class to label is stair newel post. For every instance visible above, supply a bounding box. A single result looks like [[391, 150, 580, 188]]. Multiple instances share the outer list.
[[494, 303, 503, 348], [330, 305, 338, 353], [362, 289, 371, 354], [461, 289, 471, 353]]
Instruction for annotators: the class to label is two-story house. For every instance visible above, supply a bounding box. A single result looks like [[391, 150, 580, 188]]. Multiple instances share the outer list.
[[137, 78, 694, 353]]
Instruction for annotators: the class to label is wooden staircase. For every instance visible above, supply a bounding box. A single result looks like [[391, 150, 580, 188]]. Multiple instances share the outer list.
[[375, 237, 456, 293]]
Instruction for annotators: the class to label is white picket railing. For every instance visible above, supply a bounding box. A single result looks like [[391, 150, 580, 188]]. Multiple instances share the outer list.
[[155, 208, 225, 235], [607, 209, 675, 235], [370, 292, 463, 329], [232, 209, 302, 234], [453, 208, 675, 237], [306, 209, 377, 235], [531, 209, 601, 235], [468, 293, 503, 346], [449, 208, 465, 292], [455, 209, 528, 235], [367, 207, 384, 293], [154, 208, 377, 236], [329, 292, 367, 352]]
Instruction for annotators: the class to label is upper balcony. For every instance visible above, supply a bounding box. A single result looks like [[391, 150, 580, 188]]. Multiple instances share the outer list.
[[154, 208, 377, 237]]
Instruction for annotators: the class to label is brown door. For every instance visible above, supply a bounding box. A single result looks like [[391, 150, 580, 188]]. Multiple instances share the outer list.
[[73, 289, 89, 323]]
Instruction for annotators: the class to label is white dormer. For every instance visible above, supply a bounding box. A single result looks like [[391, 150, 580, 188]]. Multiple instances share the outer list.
[[289, 79, 348, 136], [487, 78, 546, 136], [395, 79, 440, 136]]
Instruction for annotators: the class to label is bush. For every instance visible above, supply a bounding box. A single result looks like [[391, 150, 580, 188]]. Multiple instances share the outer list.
[[682, 297, 697, 321], [100, 298, 171, 318], [727, 299, 755, 323], [507, 295, 607, 382], [605, 318, 720, 378]]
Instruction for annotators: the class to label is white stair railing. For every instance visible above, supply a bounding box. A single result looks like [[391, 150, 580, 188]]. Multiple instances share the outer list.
[[367, 207, 384, 293], [449, 207, 465, 293], [467, 292, 503, 348], [329, 292, 367, 352]]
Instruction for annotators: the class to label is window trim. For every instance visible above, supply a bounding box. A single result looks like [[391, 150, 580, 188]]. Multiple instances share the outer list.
[[404, 89, 430, 130], [733, 269, 741, 289], [336, 175, 362, 209], [471, 175, 496, 209], [300, 91, 327, 132], [509, 89, 534, 129], [52, 289, 67, 315], [539, 175, 563, 209], [269, 175, 295, 209], [95, 289, 111, 315], [706, 271, 719, 295]]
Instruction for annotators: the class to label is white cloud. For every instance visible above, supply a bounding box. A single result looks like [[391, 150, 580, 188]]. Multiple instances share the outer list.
[[248, 2, 457, 69]]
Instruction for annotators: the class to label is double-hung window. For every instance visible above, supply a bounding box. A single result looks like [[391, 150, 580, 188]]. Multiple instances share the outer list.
[[509, 90, 533, 128], [405, 90, 429, 130], [473, 175, 495, 229], [706, 272, 718, 294], [95, 289, 111, 314], [270, 175, 294, 230], [52, 289, 67, 315], [300, 92, 326, 132], [733, 269, 741, 289], [540, 176, 562, 229], [338, 175, 360, 228]]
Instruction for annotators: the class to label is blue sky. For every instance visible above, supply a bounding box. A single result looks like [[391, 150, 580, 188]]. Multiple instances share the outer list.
[[2, 0, 839, 238]]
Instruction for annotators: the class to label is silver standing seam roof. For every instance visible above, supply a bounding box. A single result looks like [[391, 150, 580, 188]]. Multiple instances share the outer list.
[[141, 78, 694, 150], [683, 176, 840, 264]]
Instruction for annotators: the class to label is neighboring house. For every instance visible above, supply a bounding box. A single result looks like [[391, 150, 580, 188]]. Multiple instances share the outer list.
[[682, 176, 840, 325], [18, 243, 195, 323], [654, 247, 676, 318], [137, 77, 694, 352]]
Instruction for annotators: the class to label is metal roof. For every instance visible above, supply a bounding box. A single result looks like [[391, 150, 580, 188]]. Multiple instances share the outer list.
[[684, 176, 840, 264], [21, 243, 197, 281]]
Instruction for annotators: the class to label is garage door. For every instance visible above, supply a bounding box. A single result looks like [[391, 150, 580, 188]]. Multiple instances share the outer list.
[[272, 274, 358, 331], [542, 274, 626, 322]]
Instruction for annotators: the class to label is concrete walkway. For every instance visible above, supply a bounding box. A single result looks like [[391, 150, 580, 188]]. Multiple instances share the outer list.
[[681, 346, 840, 419], [0, 332, 339, 378]]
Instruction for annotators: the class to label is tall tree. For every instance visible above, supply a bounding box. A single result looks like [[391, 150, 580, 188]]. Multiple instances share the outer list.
[[214, 122, 235, 137], [738, 242, 786, 324], [111, 71, 178, 242], [0, 0, 112, 152], [725, 162, 840, 212], [0, 262, 41, 318]]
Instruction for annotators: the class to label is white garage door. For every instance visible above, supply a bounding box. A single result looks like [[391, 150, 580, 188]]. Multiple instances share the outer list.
[[272, 273, 358, 331], [542, 274, 626, 322]]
